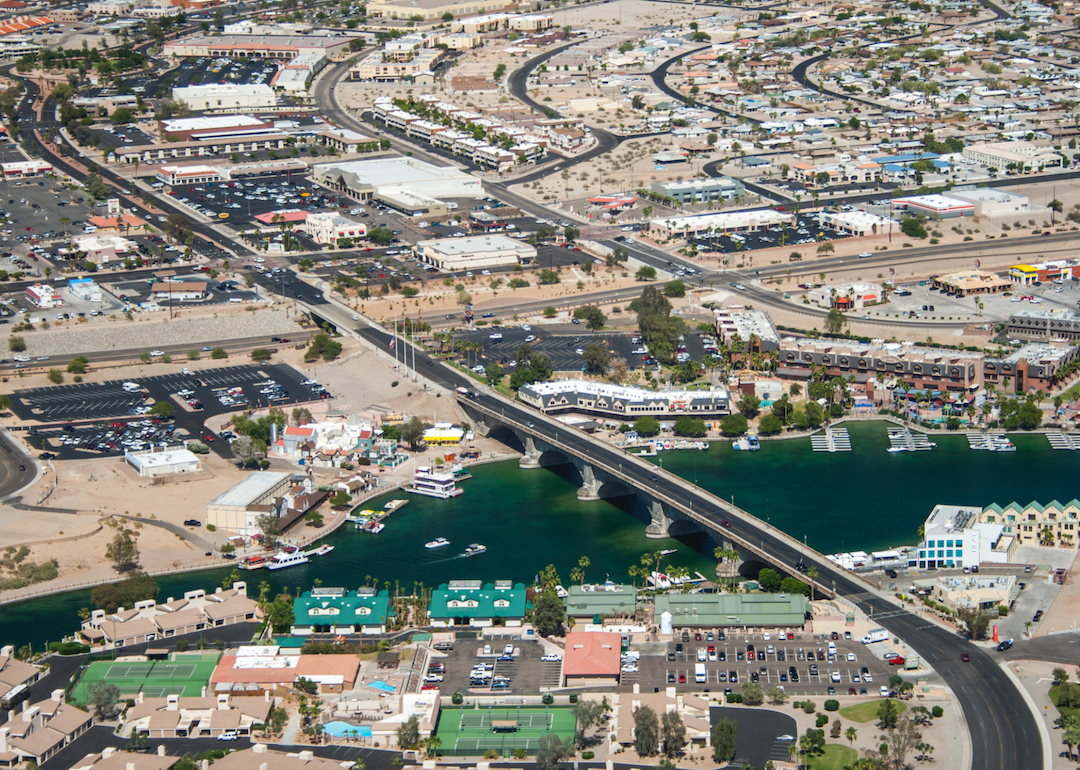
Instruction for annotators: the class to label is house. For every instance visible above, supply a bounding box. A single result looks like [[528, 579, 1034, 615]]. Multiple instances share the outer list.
[[428, 581, 529, 627], [0, 691, 93, 766], [290, 587, 392, 635], [69, 747, 179, 770], [562, 631, 620, 687], [124, 693, 273, 739], [0, 648, 42, 706]]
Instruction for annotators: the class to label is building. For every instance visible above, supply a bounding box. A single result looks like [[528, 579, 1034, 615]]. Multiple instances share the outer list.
[[69, 748, 179, 770], [983, 341, 1080, 393], [946, 187, 1031, 217], [518, 380, 731, 418], [712, 308, 780, 353], [72, 235, 135, 264], [611, 691, 713, 750], [562, 583, 637, 622], [0, 647, 42, 706], [428, 580, 529, 627], [653, 593, 810, 629], [931, 270, 1011, 297], [414, 234, 535, 271], [648, 209, 790, 240], [124, 693, 273, 739], [25, 283, 62, 309], [962, 141, 1063, 171], [164, 33, 359, 60], [300, 212, 366, 246], [125, 446, 202, 478], [925, 574, 1019, 613], [290, 587, 392, 635], [156, 165, 224, 187], [312, 157, 481, 202], [349, 48, 444, 82], [790, 161, 882, 187], [0, 159, 51, 179], [270, 52, 327, 94], [150, 282, 210, 301], [819, 210, 895, 236], [210, 647, 361, 695], [205, 472, 293, 535], [979, 499, 1080, 548], [562, 631, 620, 688], [422, 422, 465, 445], [648, 177, 745, 204], [365, 0, 511, 20], [1008, 259, 1080, 286], [777, 337, 983, 392], [1007, 309, 1080, 342], [0, 691, 93, 766], [67, 278, 102, 302], [158, 115, 277, 142], [891, 194, 974, 218], [911, 504, 1014, 570], [171, 84, 276, 112]]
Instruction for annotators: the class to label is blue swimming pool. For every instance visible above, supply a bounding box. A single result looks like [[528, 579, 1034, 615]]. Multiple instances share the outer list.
[[368, 680, 396, 693], [323, 722, 372, 739]]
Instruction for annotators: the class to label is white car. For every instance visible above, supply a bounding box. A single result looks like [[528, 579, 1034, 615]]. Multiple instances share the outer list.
[[504, 644, 514, 655], [762, 632, 771, 641], [540, 654, 563, 662], [217, 732, 238, 741], [149, 350, 164, 357], [575, 348, 584, 355], [847, 652, 857, 662], [490, 333, 503, 340], [880, 686, 890, 697], [831, 671, 841, 682]]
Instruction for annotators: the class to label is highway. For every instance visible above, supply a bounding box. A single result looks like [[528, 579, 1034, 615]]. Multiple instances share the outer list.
[[0, 429, 35, 502]]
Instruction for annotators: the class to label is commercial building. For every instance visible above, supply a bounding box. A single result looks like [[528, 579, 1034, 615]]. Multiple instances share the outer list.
[[648, 177, 745, 204], [911, 504, 1013, 570], [562, 631, 620, 688], [790, 161, 882, 187], [150, 282, 210, 301], [1007, 309, 1080, 342], [946, 187, 1031, 217], [204, 472, 292, 535], [930, 270, 1011, 297], [648, 209, 790, 240], [422, 422, 465, 445], [927, 574, 1019, 613], [349, 48, 444, 82], [210, 648, 360, 696], [312, 157, 481, 203], [270, 52, 327, 94], [653, 593, 810, 629], [962, 141, 1063, 171], [1008, 259, 1080, 286], [713, 308, 780, 353], [25, 283, 62, 309], [0, 159, 50, 179], [428, 580, 529, 627], [156, 164, 224, 187], [777, 337, 983, 392], [414, 234, 534, 271], [365, 0, 510, 20], [518, 380, 731, 418], [819, 210, 895, 236], [562, 583, 637, 622], [171, 84, 276, 112], [164, 33, 359, 60], [158, 115, 277, 142], [125, 446, 203, 478], [983, 341, 1080, 393], [300, 212, 366, 246], [67, 278, 102, 303], [72, 235, 135, 264], [979, 499, 1080, 549], [290, 587, 392, 635], [891, 194, 974, 218], [450, 12, 552, 33]]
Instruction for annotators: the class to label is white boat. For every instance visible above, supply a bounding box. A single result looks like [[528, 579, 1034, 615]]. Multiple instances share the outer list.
[[407, 466, 463, 499], [425, 537, 450, 549], [315, 544, 334, 556], [464, 543, 487, 557], [267, 549, 310, 570], [360, 521, 385, 534], [887, 446, 912, 453]]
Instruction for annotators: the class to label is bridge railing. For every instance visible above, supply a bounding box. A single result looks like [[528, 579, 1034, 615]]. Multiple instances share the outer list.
[[463, 397, 877, 597]]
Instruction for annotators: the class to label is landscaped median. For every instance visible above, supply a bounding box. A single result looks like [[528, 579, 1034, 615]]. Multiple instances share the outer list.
[[838, 698, 908, 723]]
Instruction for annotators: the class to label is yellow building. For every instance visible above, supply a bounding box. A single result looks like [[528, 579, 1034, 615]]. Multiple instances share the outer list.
[[366, 0, 509, 20], [979, 500, 1080, 548], [423, 422, 465, 445]]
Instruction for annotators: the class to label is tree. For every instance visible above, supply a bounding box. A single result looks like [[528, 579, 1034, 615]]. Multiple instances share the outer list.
[[767, 686, 789, 705], [759, 413, 783, 435], [485, 362, 504, 383], [1054, 667, 1070, 685], [266, 593, 294, 633], [305, 333, 342, 362], [47, 369, 63, 384], [825, 307, 847, 335], [633, 705, 660, 756], [536, 732, 574, 770], [397, 715, 420, 750], [573, 305, 606, 330], [741, 681, 764, 706], [67, 356, 89, 374], [636, 265, 657, 281], [634, 415, 660, 436], [399, 415, 427, 451], [1064, 715, 1080, 762], [106, 531, 139, 572], [8, 336, 25, 352], [721, 414, 749, 435], [956, 607, 991, 640], [563, 226, 580, 242], [330, 490, 352, 509], [573, 699, 605, 748], [256, 514, 284, 549], [664, 280, 686, 297], [712, 719, 736, 762], [757, 568, 782, 592], [737, 393, 761, 419], [88, 682, 121, 718], [368, 227, 394, 245], [673, 416, 707, 436], [211, 347, 227, 359], [149, 401, 174, 418], [877, 697, 899, 729], [251, 348, 272, 362], [846, 725, 857, 751], [661, 711, 686, 757], [533, 591, 566, 636], [900, 216, 928, 239], [880, 715, 922, 768], [582, 343, 610, 374]]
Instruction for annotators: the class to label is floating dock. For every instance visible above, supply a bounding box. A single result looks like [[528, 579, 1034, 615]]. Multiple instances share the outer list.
[[887, 426, 936, 452], [966, 432, 1016, 452], [811, 427, 851, 453], [1046, 432, 1080, 450]]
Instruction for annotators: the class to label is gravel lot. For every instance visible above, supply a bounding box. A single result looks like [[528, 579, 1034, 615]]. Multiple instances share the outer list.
[[10, 307, 302, 357]]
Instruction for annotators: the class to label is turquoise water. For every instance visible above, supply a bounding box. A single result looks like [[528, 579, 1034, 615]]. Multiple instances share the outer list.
[[2, 422, 1077, 650], [324, 723, 372, 738]]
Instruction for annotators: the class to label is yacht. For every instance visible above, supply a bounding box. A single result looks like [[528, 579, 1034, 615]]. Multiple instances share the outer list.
[[464, 543, 487, 557], [425, 537, 450, 549], [407, 466, 463, 499], [267, 549, 310, 570]]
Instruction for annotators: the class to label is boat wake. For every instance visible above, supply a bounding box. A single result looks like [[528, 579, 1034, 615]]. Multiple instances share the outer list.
[[427, 554, 470, 564]]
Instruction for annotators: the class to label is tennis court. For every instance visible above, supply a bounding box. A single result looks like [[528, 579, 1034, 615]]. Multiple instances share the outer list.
[[436, 707, 576, 757], [70, 654, 220, 707]]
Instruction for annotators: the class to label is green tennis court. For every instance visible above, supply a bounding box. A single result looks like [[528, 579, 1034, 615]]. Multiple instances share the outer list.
[[70, 654, 220, 708], [436, 707, 576, 757]]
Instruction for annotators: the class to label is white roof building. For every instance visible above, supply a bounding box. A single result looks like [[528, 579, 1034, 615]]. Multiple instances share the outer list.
[[312, 157, 481, 200], [124, 446, 203, 477], [301, 212, 367, 246], [171, 84, 276, 112], [649, 209, 791, 239], [414, 234, 536, 271]]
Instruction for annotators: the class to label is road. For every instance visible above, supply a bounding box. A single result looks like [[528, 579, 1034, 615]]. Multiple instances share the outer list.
[[0, 428, 35, 502]]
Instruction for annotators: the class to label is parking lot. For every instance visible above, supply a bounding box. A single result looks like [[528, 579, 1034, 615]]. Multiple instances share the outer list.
[[623, 631, 900, 697], [685, 211, 853, 256], [427, 638, 561, 695]]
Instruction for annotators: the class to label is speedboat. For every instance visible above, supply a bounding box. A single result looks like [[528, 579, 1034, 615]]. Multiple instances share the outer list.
[[464, 543, 487, 557], [316, 544, 334, 556], [425, 537, 450, 549]]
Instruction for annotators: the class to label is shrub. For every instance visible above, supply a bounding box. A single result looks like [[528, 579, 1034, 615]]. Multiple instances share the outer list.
[[175, 639, 189, 652], [932, 706, 943, 718], [581, 752, 594, 759], [451, 692, 463, 705], [815, 713, 828, 728], [206, 524, 216, 532], [569, 694, 578, 703], [824, 699, 840, 712], [541, 693, 554, 705]]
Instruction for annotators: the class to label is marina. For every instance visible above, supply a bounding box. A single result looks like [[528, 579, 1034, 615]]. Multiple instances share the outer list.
[[348, 498, 411, 534], [1046, 432, 1080, 450], [810, 426, 852, 453], [886, 426, 936, 453], [967, 432, 1017, 452], [407, 466, 464, 499], [733, 433, 761, 452]]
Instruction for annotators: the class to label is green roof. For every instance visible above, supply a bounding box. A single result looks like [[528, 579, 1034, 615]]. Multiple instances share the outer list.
[[562, 585, 637, 617], [292, 588, 392, 628], [429, 581, 529, 620], [655, 592, 810, 628]]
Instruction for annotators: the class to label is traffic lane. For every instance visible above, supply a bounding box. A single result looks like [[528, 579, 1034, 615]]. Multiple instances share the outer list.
[[0, 429, 35, 501], [250, 272, 329, 304]]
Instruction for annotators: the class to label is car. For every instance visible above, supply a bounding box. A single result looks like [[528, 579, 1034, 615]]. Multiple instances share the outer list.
[[961, 653, 970, 662], [880, 686, 890, 697], [776, 735, 796, 743], [667, 672, 675, 683], [831, 671, 841, 682], [352, 314, 360, 320], [997, 639, 1014, 651], [678, 673, 686, 683], [183, 519, 201, 527], [201, 346, 214, 351], [859, 252, 872, 258], [541, 653, 562, 662], [847, 652, 856, 662], [575, 348, 584, 355], [218, 733, 238, 741], [849, 687, 857, 695]]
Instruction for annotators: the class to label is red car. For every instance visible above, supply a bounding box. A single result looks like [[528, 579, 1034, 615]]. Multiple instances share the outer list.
[[961, 654, 970, 662], [678, 673, 686, 683], [421, 684, 440, 691], [202, 434, 215, 442], [889, 656, 905, 666], [720, 520, 732, 528], [748, 651, 755, 660]]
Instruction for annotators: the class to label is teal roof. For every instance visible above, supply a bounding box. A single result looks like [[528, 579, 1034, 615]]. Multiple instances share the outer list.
[[429, 581, 529, 620], [292, 588, 392, 627], [984, 499, 1080, 515], [562, 585, 637, 617], [655, 592, 810, 627]]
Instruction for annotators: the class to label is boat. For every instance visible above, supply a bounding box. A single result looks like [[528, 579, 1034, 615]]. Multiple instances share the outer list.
[[239, 556, 266, 570], [747, 432, 761, 451], [464, 543, 487, 557], [660, 548, 678, 556], [407, 466, 463, 499], [887, 446, 912, 453], [360, 520, 385, 534], [425, 537, 450, 549], [315, 544, 334, 556], [267, 550, 310, 570]]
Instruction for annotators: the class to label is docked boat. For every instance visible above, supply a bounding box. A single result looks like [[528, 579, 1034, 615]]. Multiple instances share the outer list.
[[267, 549, 310, 570], [425, 537, 450, 549], [360, 520, 385, 534], [464, 543, 487, 557], [315, 544, 334, 556], [747, 432, 761, 451], [239, 555, 266, 570], [407, 466, 463, 499]]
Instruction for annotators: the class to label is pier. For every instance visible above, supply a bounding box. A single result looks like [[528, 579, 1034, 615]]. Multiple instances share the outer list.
[[810, 426, 851, 453], [887, 426, 935, 452], [966, 431, 1016, 452], [1046, 432, 1080, 450]]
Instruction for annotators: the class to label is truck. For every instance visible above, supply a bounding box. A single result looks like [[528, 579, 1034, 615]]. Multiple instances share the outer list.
[[862, 628, 889, 645], [694, 663, 706, 683]]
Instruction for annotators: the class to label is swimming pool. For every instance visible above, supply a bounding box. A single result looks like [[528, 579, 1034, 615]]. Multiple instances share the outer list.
[[368, 680, 397, 693], [323, 722, 372, 739]]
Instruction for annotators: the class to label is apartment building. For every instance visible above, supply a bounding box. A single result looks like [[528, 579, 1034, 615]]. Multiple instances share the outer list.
[[980, 499, 1080, 548]]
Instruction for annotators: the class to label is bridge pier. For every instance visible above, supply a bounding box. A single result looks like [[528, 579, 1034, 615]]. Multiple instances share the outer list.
[[518, 436, 542, 469], [576, 465, 602, 501], [645, 500, 672, 539]]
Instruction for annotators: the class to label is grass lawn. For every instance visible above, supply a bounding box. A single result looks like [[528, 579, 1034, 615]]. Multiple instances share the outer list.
[[838, 699, 907, 723], [1059, 382, 1080, 403], [807, 744, 858, 770]]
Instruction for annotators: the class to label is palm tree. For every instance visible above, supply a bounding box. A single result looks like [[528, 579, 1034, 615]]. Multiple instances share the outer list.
[[806, 566, 819, 601], [845, 726, 857, 751], [799, 734, 814, 768], [423, 735, 441, 758], [578, 555, 590, 585]]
